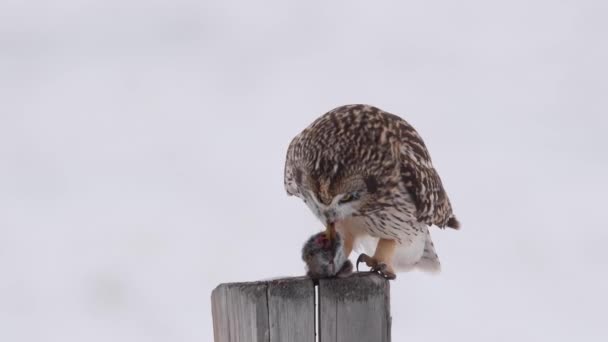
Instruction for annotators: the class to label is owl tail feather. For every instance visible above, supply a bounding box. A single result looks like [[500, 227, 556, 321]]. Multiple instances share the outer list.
[[447, 216, 460, 229], [393, 228, 441, 273], [415, 234, 441, 273]]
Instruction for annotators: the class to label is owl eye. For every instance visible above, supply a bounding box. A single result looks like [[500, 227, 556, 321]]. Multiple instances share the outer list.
[[339, 192, 360, 204]]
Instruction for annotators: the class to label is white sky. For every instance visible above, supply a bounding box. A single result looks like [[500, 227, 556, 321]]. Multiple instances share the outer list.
[[1, 1, 607, 341]]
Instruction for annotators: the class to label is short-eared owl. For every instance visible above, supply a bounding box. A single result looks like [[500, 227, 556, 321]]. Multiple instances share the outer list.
[[284, 104, 459, 279]]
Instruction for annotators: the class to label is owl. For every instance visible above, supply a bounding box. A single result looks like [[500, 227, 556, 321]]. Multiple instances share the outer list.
[[284, 104, 459, 279]]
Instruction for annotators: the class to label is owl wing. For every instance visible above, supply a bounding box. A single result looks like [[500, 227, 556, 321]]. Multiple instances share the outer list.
[[284, 134, 303, 197], [396, 123, 459, 229]]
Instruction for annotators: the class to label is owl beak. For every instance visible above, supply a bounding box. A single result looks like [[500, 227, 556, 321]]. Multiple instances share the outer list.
[[324, 222, 336, 241]]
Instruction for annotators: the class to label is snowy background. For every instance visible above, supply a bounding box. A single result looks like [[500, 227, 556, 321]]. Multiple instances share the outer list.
[[1, 1, 607, 341]]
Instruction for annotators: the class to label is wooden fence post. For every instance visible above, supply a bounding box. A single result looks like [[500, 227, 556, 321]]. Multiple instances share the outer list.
[[318, 273, 391, 342], [211, 273, 390, 342]]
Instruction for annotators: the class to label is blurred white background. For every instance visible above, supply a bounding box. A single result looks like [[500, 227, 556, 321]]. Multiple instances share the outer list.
[[1, 1, 607, 341]]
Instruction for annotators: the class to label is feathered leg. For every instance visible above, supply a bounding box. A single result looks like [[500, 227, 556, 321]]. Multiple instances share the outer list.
[[357, 238, 397, 279], [342, 230, 354, 258]]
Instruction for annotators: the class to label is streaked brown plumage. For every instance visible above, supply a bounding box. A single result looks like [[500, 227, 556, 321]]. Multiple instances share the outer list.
[[285, 104, 459, 278]]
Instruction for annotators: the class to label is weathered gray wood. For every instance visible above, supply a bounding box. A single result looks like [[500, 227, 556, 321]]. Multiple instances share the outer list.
[[212, 284, 230, 342], [268, 277, 315, 342], [212, 274, 390, 342], [318, 273, 391, 342], [212, 281, 269, 342]]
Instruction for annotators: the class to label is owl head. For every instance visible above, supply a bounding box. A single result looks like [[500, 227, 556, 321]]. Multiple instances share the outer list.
[[284, 104, 398, 230], [292, 165, 382, 227]]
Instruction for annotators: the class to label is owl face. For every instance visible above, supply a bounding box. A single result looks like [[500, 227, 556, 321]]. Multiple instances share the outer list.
[[291, 170, 379, 226], [301, 188, 365, 226]]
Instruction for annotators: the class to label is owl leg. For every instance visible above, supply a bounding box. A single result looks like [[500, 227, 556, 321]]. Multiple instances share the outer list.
[[342, 230, 354, 258], [373, 239, 397, 279], [356, 239, 397, 280]]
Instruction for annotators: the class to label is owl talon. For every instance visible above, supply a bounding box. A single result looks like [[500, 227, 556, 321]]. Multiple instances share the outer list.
[[381, 270, 397, 280], [356, 253, 374, 272], [356, 253, 396, 280], [372, 263, 397, 280], [371, 263, 386, 273]]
